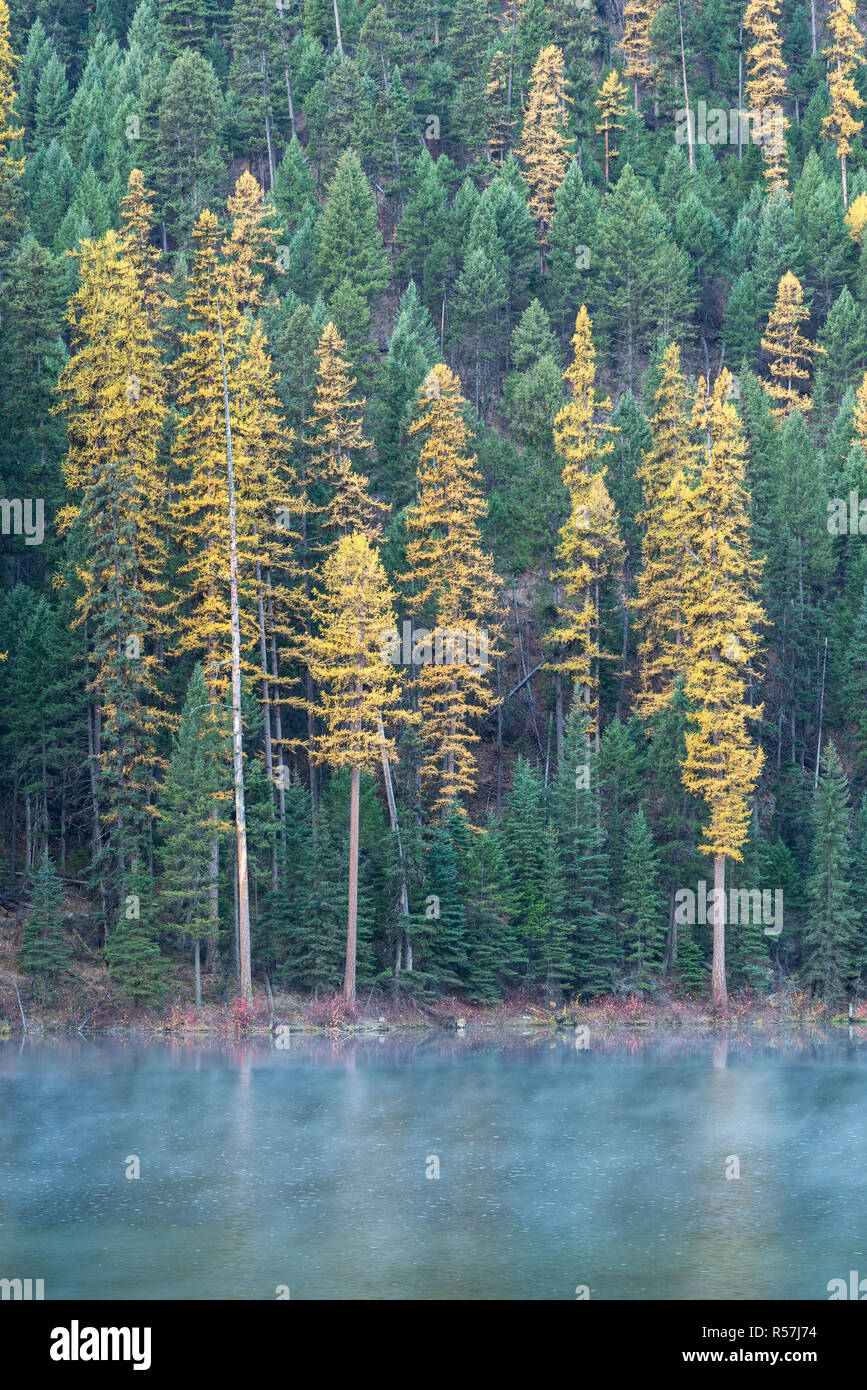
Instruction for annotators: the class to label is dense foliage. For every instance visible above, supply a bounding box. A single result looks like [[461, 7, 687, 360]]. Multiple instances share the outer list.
[[3, 0, 867, 1011]]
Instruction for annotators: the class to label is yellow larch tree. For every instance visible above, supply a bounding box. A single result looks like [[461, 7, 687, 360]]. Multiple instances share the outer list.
[[308, 532, 407, 1001], [302, 321, 385, 812], [518, 44, 572, 272], [55, 229, 169, 917], [744, 0, 790, 192], [403, 364, 502, 816], [546, 306, 624, 751], [622, 0, 659, 112], [595, 69, 628, 183], [632, 342, 701, 718], [823, 0, 865, 206], [845, 188, 867, 243], [682, 369, 766, 1009], [853, 368, 867, 444], [0, 0, 23, 256], [119, 169, 176, 332], [306, 322, 386, 548], [171, 205, 290, 983], [761, 270, 822, 417], [224, 169, 281, 314]]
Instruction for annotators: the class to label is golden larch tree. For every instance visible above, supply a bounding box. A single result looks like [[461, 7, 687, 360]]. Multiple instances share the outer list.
[[744, 0, 789, 192], [120, 169, 176, 331], [547, 307, 624, 750], [519, 44, 572, 272], [632, 342, 701, 717], [682, 370, 766, 1009], [55, 230, 169, 908], [0, 0, 23, 283], [823, 0, 865, 206], [761, 270, 822, 417], [622, 0, 659, 111], [306, 322, 386, 547], [403, 364, 501, 816], [309, 532, 407, 1001], [595, 69, 628, 183]]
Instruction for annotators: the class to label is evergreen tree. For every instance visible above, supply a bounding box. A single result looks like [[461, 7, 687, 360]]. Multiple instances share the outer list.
[[803, 742, 858, 1003], [620, 807, 667, 990], [20, 849, 71, 999]]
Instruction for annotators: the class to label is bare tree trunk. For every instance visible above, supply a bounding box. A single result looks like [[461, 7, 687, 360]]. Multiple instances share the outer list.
[[814, 635, 828, 789], [555, 671, 564, 768], [216, 301, 252, 1004], [378, 715, 411, 977], [194, 938, 202, 1007], [332, 0, 344, 57], [207, 803, 220, 975], [256, 563, 278, 891], [738, 15, 743, 162], [677, 0, 695, 168], [345, 765, 360, 1001], [712, 854, 727, 1008]]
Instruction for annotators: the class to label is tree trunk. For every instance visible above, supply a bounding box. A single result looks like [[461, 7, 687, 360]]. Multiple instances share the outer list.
[[345, 764, 360, 1001], [194, 938, 202, 1007], [333, 0, 344, 57], [712, 854, 727, 1008], [216, 300, 252, 1004]]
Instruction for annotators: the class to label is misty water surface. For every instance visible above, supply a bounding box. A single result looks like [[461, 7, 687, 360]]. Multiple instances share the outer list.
[[1, 1035, 866, 1299]]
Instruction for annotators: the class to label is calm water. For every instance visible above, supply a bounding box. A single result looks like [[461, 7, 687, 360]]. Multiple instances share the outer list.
[[1, 1034, 866, 1300]]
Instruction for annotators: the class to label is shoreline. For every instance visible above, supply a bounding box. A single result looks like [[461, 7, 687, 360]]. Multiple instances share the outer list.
[[3, 988, 867, 1047]]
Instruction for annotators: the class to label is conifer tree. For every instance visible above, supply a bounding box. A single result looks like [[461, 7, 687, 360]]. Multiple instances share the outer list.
[[823, 0, 865, 207], [551, 704, 618, 994], [20, 848, 71, 999], [803, 741, 858, 1003], [306, 322, 385, 547], [547, 306, 623, 749], [620, 807, 667, 989], [519, 43, 571, 271], [622, 0, 659, 111], [56, 229, 169, 934], [744, 0, 789, 192], [308, 532, 406, 1001], [403, 364, 501, 814], [632, 342, 700, 716], [0, 0, 24, 268], [682, 369, 767, 1008], [761, 270, 821, 417], [594, 69, 628, 184], [158, 662, 226, 1005]]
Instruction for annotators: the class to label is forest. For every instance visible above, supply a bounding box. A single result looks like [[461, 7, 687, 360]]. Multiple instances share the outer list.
[[1, 0, 867, 1022]]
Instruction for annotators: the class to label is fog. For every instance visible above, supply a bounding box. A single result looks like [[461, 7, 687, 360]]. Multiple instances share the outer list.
[[2, 1038, 866, 1299]]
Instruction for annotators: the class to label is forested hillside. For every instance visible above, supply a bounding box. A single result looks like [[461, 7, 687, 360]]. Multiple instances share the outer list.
[[2, 0, 867, 1018]]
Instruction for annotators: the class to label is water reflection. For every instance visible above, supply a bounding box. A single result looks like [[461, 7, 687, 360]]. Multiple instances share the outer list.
[[1, 1034, 866, 1299]]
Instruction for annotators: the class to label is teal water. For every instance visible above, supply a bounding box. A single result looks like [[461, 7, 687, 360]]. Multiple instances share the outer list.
[[1, 1036, 865, 1300]]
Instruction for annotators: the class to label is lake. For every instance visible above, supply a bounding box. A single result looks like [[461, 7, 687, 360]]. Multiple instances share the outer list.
[[2, 1034, 865, 1300]]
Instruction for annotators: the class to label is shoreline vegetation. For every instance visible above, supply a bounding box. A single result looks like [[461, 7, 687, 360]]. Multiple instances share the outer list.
[[4, 971, 867, 1043]]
